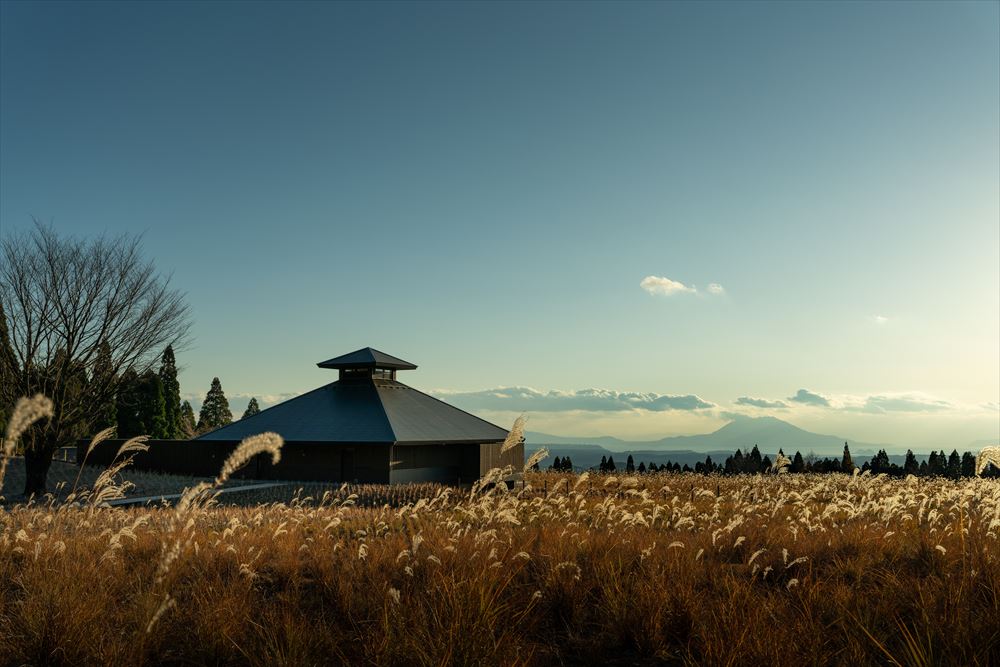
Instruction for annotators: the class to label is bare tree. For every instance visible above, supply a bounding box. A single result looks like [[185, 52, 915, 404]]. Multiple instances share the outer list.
[[0, 221, 191, 495]]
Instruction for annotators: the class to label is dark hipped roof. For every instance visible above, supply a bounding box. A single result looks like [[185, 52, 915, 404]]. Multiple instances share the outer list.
[[196, 379, 508, 444], [317, 347, 417, 370]]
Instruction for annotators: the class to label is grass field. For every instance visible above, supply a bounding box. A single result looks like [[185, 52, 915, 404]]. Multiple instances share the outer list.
[[1, 466, 998, 666], [0, 457, 214, 505]]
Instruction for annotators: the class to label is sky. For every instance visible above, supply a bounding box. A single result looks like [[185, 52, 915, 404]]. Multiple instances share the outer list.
[[1, 1, 998, 449]]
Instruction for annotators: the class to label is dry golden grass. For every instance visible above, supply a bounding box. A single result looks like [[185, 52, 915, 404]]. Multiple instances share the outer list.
[[2, 404, 999, 666], [0, 458, 215, 504], [0, 469, 998, 666]]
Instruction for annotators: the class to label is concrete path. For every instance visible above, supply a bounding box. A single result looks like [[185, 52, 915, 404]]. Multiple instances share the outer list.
[[105, 482, 292, 507]]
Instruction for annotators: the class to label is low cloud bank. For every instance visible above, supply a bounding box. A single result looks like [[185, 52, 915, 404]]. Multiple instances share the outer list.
[[735, 396, 788, 409], [433, 386, 715, 412]]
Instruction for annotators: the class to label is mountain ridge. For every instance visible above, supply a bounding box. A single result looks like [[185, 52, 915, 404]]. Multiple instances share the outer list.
[[525, 415, 897, 455]]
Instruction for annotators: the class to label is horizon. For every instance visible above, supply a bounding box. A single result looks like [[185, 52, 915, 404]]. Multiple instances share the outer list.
[[2, 1, 998, 448]]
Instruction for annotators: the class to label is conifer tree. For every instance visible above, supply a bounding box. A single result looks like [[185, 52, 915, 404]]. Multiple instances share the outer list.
[[0, 303, 18, 434], [562, 456, 573, 471], [903, 450, 919, 476], [90, 341, 117, 433], [790, 451, 805, 473], [158, 345, 182, 438], [840, 442, 853, 473], [748, 445, 763, 473], [927, 451, 944, 476], [732, 449, 745, 474], [626, 454, 635, 473], [115, 370, 142, 438], [638, 462, 646, 473], [197, 377, 232, 433], [871, 449, 890, 474], [136, 370, 167, 438], [606, 455, 616, 472], [551, 456, 562, 471], [599, 455, 608, 472], [179, 400, 196, 438], [947, 450, 962, 479], [961, 451, 976, 478], [242, 397, 261, 419]]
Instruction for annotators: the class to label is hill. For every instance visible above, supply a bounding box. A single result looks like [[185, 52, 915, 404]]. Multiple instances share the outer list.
[[526, 415, 892, 455]]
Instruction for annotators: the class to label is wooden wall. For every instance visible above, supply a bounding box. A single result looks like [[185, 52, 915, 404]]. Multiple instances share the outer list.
[[479, 441, 524, 478]]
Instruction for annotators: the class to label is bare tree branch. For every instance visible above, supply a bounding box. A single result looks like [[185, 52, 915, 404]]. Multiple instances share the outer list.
[[0, 220, 192, 494]]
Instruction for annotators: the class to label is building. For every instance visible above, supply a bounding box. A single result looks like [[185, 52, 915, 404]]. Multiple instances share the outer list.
[[195, 347, 521, 484]]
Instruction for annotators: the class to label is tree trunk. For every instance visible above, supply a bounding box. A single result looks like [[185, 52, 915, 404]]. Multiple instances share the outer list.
[[23, 446, 53, 497]]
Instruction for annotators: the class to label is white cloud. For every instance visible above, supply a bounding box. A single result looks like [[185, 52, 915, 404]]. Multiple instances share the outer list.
[[640, 275, 696, 296], [735, 396, 788, 409], [432, 386, 715, 412], [707, 283, 725, 295], [872, 315, 889, 325], [855, 393, 952, 414], [787, 388, 831, 407], [778, 389, 962, 415]]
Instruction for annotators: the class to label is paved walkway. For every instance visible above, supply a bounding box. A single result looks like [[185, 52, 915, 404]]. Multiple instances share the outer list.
[[105, 482, 292, 507]]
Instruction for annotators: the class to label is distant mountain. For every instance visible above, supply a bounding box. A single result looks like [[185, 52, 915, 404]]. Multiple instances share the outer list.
[[526, 415, 894, 455]]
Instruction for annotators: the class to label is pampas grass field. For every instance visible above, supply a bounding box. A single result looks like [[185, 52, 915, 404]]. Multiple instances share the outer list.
[[1, 400, 999, 666]]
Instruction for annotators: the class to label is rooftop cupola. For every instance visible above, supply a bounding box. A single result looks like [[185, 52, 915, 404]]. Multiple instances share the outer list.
[[317, 347, 418, 381]]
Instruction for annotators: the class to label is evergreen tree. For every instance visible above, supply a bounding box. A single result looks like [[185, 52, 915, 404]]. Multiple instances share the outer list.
[[704, 455, 714, 473], [197, 377, 232, 433], [179, 400, 196, 438], [606, 455, 616, 472], [158, 345, 182, 438], [637, 462, 646, 474], [563, 456, 573, 471], [947, 450, 962, 479], [761, 455, 772, 472], [791, 451, 805, 473], [870, 450, 891, 474], [626, 454, 635, 473], [90, 341, 117, 434], [903, 450, 919, 476], [919, 460, 928, 476], [116, 369, 142, 438], [551, 456, 562, 471], [841, 442, 854, 474], [961, 451, 976, 478], [48, 348, 90, 442], [747, 445, 763, 474], [927, 451, 944, 476], [136, 370, 167, 438], [599, 455, 608, 472], [242, 397, 261, 419], [0, 303, 18, 434], [732, 449, 745, 474]]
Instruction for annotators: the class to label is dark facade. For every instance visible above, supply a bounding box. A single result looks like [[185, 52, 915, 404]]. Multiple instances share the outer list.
[[81, 348, 523, 485]]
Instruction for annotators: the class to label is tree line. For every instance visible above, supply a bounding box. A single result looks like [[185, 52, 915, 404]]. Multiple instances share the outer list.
[[0, 223, 263, 494], [91, 344, 262, 439], [545, 442, 999, 478], [3, 332, 264, 442]]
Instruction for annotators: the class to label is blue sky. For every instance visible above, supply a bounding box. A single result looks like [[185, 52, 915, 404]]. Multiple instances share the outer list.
[[2, 1, 998, 448]]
